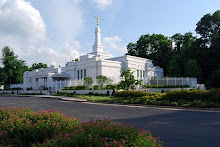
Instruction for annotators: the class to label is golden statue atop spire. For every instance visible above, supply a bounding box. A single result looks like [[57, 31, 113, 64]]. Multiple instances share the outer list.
[[95, 16, 99, 25]]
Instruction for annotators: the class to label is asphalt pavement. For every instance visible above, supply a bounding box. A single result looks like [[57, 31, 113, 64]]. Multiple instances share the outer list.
[[1, 95, 220, 147]]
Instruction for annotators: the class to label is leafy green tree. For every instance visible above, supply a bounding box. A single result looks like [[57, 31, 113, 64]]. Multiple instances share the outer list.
[[125, 10, 220, 88], [28, 63, 47, 71], [127, 42, 137, 56], [127, 34, 172, 75], [0, 46, 27, 84], [195, 10, 220, 87], [206, 68, 220, 88], [184, 59, 201, 78], [96, 75, 108, 89], [0, 67, 7, 85], [83, 77, 93, 89], [118, 69, 142, 90], [167, 57, 182, 77], [171, 33, 184, 52]]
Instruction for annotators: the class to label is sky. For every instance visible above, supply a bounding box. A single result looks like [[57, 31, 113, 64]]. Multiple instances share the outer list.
[[0, 0, 219, 67]]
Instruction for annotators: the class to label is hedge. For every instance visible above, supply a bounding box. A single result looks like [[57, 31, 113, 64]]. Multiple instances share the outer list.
[[114, 90, 149, 98], [4, 88, 23, 90], [112, 91, 164, 104], [62, 86, 86, 90], [112, 89, 220, 107], [162, 89, 220, 103], [142, 85, 190, 89]]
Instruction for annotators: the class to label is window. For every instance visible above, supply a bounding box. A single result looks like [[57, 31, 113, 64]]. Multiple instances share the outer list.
[[137, 70, 139, 78], [77, 71, 79, 80], [143, 71, 145, 77], [84, 69, 86, 77], [140, 70, 142, 78], [81, 70, 83, 79]]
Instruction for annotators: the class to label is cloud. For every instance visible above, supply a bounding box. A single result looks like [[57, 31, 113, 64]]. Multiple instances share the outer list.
[[72, 0, 82, 4], [0, 0, 46, 44], [23, 41, 81, 66], [103, 36, 127, 52], [0, 0, 84, 67], [93, 0, 112, 9]]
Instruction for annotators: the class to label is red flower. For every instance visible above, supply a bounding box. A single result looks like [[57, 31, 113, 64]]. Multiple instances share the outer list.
[[122, 140, 126, 144], [113, 140, 118, 145]]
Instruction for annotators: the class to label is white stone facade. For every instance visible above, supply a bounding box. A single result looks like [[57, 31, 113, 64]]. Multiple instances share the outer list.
[[23, 23, 164, 90]]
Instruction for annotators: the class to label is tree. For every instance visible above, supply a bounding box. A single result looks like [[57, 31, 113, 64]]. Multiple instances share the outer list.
[[118, 69, 142, 90], [195, 10, 220, 87], [206, 68, 220, 88], [28, 63, 47, 71], [96, 75, 108, 89], [0, 67, 7, 85], [83, 77, 93, 89], [127, 34, 173, 75], [167, 57, 182, 77], [0, 46, 27, 84], [126, 42, 137, 56], [184, 59, 201, 78]]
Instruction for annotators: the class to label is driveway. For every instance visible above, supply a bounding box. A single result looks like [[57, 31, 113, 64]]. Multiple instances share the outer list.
[[1, 95, 220, 147]]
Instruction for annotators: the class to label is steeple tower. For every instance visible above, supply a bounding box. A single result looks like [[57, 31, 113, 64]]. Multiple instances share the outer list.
[[93, 17, 103, 53]]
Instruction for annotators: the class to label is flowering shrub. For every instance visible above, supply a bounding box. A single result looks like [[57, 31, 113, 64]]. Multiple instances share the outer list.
[[0, 107, 79, 146], [41, 119, 163, 147], [0, 107, 163, 147]]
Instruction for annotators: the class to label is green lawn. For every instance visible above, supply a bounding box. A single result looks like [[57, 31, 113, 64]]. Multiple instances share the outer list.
[[74, 95, 112, 102]]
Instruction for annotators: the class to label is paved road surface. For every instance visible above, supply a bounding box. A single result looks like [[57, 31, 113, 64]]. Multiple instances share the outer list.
[[1, 95, 220, 147]]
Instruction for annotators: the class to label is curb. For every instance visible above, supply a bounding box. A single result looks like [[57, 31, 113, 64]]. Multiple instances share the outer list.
[[32, 95, 87, 102]]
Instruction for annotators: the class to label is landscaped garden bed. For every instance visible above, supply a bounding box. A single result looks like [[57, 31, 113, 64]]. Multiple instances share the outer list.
[[0, 107, 163, 147], [56, 89, 220, 108]]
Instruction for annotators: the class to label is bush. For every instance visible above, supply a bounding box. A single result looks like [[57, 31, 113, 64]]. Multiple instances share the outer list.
[[99, 93, 104, 96], [4, 87, 23, 91], [93, 85, 100, 90], [27, 87, 32, 90], [76, 86, 86, 90], [0, 107, 79, 147], [88, 92, 93, 95], [63, 86, 87, 90], [0, 108, 162, 147], [41, 119, 163, 147], [162, 89, 220, 102], [142, 85, 190, 89], [56, 92, 75, 97], [106, 85, 113, 90], [62, 87, 70, 90], [114, 90, 149, 98], [112, 91, 164, 104]]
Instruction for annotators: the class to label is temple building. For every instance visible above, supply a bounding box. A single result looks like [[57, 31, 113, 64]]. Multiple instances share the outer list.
[[23, 20, 163, 90]]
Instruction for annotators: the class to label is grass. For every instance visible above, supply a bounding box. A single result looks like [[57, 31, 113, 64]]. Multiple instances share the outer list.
[[74, 95, 112, 102]]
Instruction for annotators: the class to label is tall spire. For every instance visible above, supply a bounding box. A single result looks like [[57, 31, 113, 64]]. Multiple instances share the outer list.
[[93, 16, 103, 53]]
